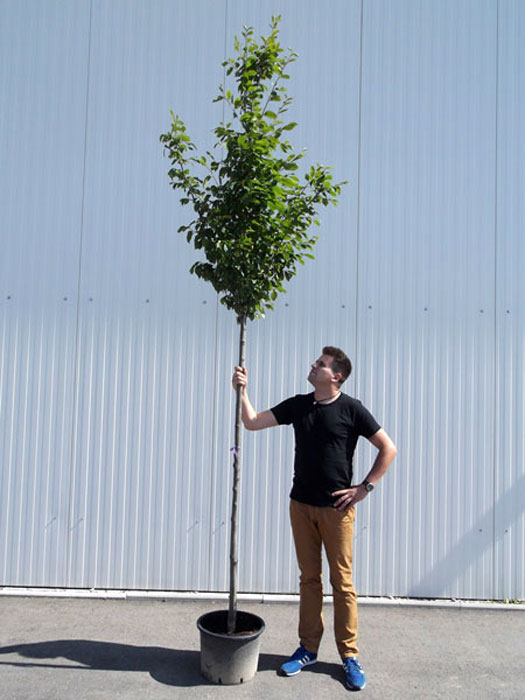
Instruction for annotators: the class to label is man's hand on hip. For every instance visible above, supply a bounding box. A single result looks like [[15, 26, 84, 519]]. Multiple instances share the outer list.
[[332, 485, 369, 511]]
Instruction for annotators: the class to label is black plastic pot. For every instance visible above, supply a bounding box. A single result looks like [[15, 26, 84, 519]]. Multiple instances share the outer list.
[[197, 609, 265, 685]]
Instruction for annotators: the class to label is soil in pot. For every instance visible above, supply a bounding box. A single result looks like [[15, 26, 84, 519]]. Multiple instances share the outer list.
[[200, 610, 262, 636]]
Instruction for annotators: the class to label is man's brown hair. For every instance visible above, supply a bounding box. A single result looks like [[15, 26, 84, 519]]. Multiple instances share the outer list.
[[322, 346, 352, 386]]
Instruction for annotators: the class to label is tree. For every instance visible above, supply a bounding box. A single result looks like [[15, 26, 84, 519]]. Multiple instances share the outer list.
[[160, 16, 345, 634]]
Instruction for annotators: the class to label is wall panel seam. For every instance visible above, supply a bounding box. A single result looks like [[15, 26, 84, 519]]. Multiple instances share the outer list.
[[66, 0, 94, 579], [206, 0, 230, 589], [492, 0, 500, 600], [354, 0, 364, 395]]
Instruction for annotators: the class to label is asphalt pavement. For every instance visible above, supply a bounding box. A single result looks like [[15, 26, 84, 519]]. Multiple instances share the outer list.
[[0, 595, 524, 699]]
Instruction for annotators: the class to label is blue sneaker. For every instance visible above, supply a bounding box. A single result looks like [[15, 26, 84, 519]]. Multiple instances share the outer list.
[[280, 645, 318, 676], [343, 656, 366, 690]]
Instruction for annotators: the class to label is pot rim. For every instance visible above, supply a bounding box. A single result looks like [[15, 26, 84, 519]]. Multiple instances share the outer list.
[[197, 609, 265, 641]]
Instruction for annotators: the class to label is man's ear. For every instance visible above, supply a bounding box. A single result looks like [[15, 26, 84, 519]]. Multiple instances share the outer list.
[[333, 373, 342, 385]]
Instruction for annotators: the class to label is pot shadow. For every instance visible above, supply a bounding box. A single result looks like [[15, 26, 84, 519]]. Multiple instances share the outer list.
[[0, 640, 343, 687]]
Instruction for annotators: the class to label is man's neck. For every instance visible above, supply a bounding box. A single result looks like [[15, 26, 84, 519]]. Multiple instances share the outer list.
[[313, 387, 341, 402]]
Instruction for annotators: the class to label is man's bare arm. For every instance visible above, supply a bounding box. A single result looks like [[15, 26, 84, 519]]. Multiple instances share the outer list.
[[363, 428, 398, 484], [332, 428, 397, 510], [232, 366, 278, 431]]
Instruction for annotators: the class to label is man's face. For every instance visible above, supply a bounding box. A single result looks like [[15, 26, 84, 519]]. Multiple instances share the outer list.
[[308, 354, 340, 387]]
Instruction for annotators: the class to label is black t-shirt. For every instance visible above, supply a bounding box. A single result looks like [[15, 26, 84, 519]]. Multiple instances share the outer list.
[[271, 392, 381, 507]]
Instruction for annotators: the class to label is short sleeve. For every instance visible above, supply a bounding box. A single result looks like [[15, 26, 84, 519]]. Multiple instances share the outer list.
[[355, 402, 381, 438], [270, 396, 297, 425]]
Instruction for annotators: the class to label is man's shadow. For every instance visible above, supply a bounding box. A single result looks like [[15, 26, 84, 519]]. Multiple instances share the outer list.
[[0, 640, 342, 687]]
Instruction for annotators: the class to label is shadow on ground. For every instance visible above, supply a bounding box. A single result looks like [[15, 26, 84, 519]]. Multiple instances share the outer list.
[[0, 640, 342, 687]]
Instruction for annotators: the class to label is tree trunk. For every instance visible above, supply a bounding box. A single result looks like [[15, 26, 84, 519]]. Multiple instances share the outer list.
[[227, 314, 247, 634]]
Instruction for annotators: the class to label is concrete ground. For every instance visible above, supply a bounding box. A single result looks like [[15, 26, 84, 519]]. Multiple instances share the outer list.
[[0, 596, 524, 699]]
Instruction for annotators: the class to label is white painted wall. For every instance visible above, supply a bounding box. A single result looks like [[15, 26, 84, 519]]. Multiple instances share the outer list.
[[0, 0, 523, 600]]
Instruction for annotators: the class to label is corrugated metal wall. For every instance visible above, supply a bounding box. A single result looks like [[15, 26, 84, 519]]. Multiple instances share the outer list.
[[0, 0, 523, 600]]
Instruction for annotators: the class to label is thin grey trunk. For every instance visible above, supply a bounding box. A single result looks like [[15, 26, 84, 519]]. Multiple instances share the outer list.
[[227, 314, 247, 634]]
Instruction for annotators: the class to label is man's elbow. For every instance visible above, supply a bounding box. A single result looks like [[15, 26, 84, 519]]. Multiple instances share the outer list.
[[242, 416, 260, 431], [379, 440, 397, 461], [243, 412, 273, 431]]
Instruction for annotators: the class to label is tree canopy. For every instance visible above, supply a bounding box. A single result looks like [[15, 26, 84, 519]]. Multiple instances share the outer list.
[[160, 16, 345, 322]]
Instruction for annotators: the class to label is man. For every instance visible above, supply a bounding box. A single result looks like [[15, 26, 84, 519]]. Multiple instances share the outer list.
[[232, 346, 397, 691]]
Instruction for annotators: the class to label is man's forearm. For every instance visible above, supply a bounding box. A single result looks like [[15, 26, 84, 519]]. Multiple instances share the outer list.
[[231, 365, 278, 431], [239, 388, 258, 429]]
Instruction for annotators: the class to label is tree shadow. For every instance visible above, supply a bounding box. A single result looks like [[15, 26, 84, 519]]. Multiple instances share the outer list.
[[0, 640, 202, 687], [0, 640, 343, 687]]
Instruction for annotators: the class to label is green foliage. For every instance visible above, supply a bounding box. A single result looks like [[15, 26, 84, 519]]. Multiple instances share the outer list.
[[160, 16, 345, 322]]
